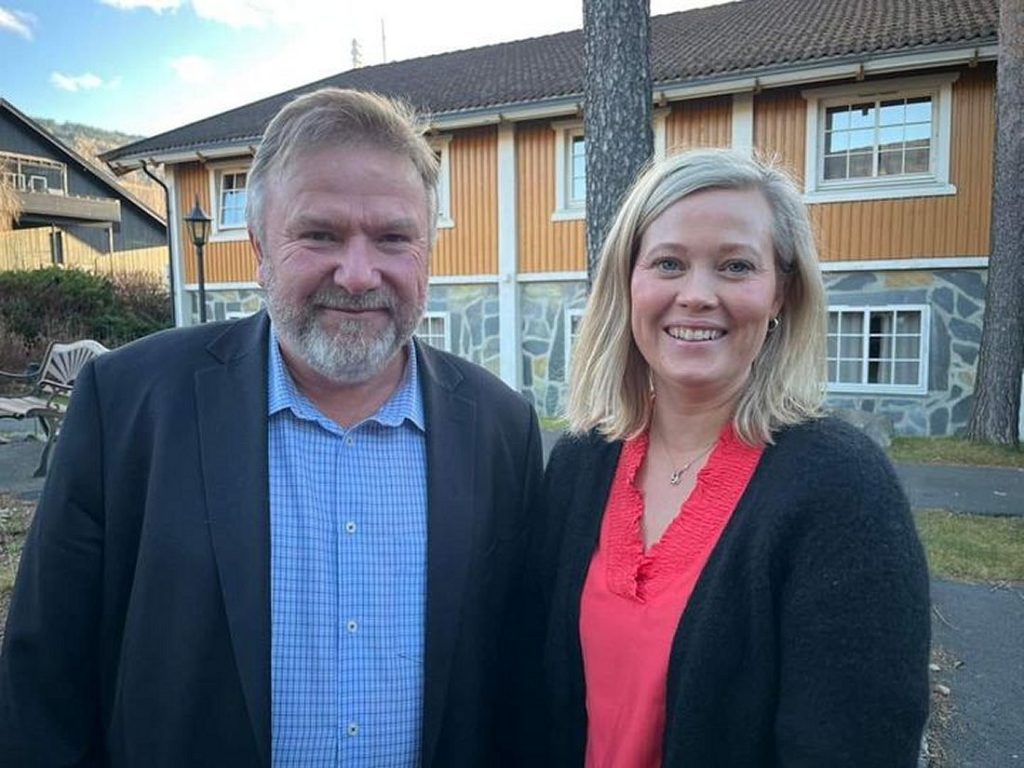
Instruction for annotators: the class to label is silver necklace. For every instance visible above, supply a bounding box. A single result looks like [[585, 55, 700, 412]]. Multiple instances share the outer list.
[[653, 429, 717, 485]]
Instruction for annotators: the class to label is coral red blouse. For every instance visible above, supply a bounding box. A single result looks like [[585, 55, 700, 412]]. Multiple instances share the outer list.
[[579, 425, 763, 768]]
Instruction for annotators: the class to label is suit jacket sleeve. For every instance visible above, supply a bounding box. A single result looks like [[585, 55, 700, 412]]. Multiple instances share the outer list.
[[1, 360, 107, 766]]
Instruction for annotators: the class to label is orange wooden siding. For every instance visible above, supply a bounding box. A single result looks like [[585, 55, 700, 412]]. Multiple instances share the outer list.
[[175, 161, 256, 284], [754, 65, 994, 261], [516, 121, 586, 273], [665, 96, 732, 154], [432, 127, 498, 276]]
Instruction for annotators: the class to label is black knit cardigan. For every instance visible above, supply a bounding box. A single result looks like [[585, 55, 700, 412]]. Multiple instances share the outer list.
[[521, 417, 930, 767]]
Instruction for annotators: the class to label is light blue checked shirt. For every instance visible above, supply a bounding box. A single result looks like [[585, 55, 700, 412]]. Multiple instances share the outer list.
[[267, 330, 427, 767]]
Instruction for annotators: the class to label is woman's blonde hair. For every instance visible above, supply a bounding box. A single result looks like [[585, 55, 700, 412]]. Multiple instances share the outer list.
[[567, 148, 826, 445]]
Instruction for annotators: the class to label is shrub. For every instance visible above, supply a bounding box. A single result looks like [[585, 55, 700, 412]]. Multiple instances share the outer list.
[[0, 267, 172, 376]]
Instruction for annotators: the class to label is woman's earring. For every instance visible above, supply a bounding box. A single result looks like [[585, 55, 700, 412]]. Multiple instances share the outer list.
[[767, 316, 781, 332]]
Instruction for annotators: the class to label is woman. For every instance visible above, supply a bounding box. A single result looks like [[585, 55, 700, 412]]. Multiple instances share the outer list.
[[534, 149, 930, 767]]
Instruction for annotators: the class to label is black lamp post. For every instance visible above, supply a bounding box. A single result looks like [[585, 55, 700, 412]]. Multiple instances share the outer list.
[[183, 197, 212, 323]]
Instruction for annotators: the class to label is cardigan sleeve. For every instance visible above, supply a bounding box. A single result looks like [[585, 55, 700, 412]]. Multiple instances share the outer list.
[[773, 427, 931, 768]]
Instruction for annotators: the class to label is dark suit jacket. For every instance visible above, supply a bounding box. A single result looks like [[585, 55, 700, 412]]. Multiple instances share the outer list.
[[0, 311, 543, 767]]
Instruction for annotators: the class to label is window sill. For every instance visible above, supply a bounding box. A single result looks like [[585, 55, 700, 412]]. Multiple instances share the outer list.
[[437, 216, 455, 230], [208, 228, 249, 243], [551, 208, 585, 222], [827, 384, 928, 396], [804, 182, 956, 205]]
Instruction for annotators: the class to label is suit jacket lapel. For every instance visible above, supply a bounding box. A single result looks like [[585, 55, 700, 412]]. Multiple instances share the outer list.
[[416, 341, 477, 768], [195, 312, 272, 767]]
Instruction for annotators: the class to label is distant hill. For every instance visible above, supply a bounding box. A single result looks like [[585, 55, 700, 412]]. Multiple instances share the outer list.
[[33, 117, 167, 219]]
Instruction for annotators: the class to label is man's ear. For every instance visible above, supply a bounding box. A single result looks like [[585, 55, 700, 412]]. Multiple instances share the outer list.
[[250, 229, 267, 286]]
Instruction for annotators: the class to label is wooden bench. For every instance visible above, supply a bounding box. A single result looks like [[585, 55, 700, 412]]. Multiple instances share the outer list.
[[0, 340, 109, 477]]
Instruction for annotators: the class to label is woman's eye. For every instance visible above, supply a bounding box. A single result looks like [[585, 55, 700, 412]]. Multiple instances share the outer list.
[[654, 258, 682, 273], [723, 260, 754, 274]]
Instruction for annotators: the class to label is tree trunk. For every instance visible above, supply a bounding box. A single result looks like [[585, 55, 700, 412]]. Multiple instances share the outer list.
[[583, 0, 653, 283], [967, 0, 1024, 445]]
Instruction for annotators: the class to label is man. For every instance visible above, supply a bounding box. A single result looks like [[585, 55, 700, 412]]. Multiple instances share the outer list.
[[0, 88, 543, 767]]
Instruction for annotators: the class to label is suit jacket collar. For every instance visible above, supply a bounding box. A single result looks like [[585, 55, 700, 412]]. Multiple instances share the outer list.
[[195, 319, 480, 768], [197, 311, 273, 766], [414, 339, 479, 768]]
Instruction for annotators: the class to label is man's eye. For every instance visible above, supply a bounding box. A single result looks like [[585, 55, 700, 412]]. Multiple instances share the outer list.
[[303, 231, 335, 242]]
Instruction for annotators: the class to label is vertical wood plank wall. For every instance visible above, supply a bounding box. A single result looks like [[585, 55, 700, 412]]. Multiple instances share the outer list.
[[175, 162, 255, 284], [516, 121, 586, 273], [433, 126, 498, 276], [754, 65, 994, 261], [665, 95, 732, 154]]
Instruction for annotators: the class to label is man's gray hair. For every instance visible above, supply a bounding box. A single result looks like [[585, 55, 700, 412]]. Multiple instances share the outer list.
[[245, 87, 440, 245]]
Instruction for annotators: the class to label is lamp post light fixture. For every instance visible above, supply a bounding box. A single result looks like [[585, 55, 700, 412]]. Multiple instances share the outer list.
[[183, 197, 212, 323]]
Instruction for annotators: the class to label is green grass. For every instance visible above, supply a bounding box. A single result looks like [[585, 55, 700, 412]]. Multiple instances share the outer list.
[[538, 416, 568, 432], [889, 436, 1024, 468], [914, 509, 1024, 582]]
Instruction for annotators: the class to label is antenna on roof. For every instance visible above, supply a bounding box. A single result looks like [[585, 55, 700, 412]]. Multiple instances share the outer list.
[[381, 18, 387, 64], [351, 38, 362, 69]]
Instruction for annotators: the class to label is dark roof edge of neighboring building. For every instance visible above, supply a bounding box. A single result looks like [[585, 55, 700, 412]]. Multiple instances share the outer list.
[[1, 98, 167, 226]]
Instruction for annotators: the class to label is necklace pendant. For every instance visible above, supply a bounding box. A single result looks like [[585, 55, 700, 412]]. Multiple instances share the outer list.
[[669, 470, 683, 485]]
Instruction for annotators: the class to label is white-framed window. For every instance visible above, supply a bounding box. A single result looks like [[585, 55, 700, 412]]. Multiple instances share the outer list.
[[430, 135, 454, 229], [4, 172, 26, 191], [552, 120, 586, 220], [208, 165, 250, 240], [563, 307, 586, 378], [28, 175, 48, 193], [827, 305, 929, 394], [802, 74, 958, 203], [416, 311, 451, 352]]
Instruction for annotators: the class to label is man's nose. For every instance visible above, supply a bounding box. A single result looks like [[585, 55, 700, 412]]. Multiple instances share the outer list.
[[333, 238, 381, 294]]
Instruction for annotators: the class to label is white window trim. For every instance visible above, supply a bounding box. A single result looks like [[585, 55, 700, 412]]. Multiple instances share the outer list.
[[430, 135, 454, 229], [564, 307, 585, 377], [28, 175, 48, 193], [802, 73, 958, 204], [552, 119, 586, 221], [827, 303, 930, 395], [653, 107, 669, 161], [416, 310, 452, 352], [207, 162, 252, 242]]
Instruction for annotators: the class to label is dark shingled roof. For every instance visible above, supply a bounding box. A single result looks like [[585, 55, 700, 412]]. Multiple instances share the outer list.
[[104, 0, 997, 163]]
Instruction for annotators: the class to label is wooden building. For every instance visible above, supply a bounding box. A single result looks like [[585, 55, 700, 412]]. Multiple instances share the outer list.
[[103, 0, 999, 435]]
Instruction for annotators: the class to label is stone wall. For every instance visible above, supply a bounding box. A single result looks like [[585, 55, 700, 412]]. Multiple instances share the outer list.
[[519, 281, 588, 417], [188, 287, 265, 324], [424, 283, 500, 377], [823, 268, 986, 436]]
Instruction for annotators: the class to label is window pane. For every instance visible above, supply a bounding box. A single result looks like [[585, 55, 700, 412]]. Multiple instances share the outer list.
[[828, 313, 839, 334], [905, 123, 931, 144], [869, 358, 892, 384], [827, 358, 838, 382], [849, 103, 876, 129], [840, 313, 863, 335], [839, 334, 863, 358], [848, 128, 875, 151], [848, 151, 873, 178], [905, 148, 930, 173], [878, 100, 906, 126], [894, 361, 920, 385], [826, 106, 850, 132], [906, 97, 932, 123], [827, 335, 838, 358], [824, 154, 848, 180], [895, 335, 919, 358], [879, 150, 904, 176], [896, 311, 921, 334], [826, 131, 849, 153], [839, 360, 862, 383], [879, 126, 904, 151]]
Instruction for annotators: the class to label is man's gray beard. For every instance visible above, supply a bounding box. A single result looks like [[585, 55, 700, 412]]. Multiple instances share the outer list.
[[264, 276, 422, 385]]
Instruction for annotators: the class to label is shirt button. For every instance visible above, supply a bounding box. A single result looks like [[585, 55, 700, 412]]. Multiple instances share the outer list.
[[346, 620, 358, 633], [347, 722, 359, 737], [345, 436, 355, 446], [345, 521, 357, 534]]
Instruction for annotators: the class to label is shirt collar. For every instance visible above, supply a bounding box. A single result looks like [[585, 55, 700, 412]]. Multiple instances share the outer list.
[[267, 326, 425, 432]]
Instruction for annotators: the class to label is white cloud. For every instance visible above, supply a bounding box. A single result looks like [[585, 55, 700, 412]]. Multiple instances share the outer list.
[[170, 54, 214, 84], [0, 7, 35, 39], [50, 72, 106, 92], [98, 0, 182, 11]]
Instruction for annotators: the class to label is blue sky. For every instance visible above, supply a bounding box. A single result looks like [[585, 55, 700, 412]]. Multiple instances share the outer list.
[[1, 0, 720, 139]]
